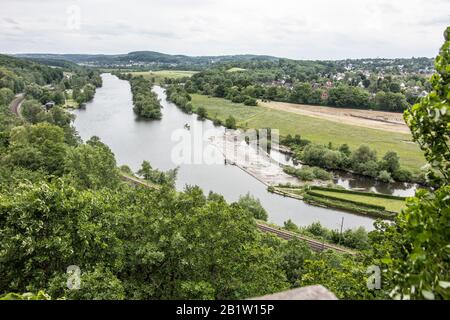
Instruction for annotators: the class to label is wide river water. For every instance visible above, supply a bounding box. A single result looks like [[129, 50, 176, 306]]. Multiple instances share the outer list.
[[73, 73, 399, 231]]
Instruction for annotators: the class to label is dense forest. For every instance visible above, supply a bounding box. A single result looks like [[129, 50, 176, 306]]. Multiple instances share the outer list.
[[0, 29, 448, 300]]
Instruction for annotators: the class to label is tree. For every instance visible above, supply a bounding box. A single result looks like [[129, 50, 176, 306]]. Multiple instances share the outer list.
[[21, 99, 44, 124], [5, 123, 67, 175], [351, 144, 377, 163], [137, 160, 153, 180], [0, 180, 289, 299], [283, 219, 300, 233], [375, 91, 408, 112], [339, 144, 351, 157], [380, 151, 400, 174], [290, 82, 312, 104], [278, 239, 313, 286], [300, 251, 375, 300], [389, 82, 401, 93], [225, 115, 237, 129], [64, 136, 120, 190], [372, 28, 450, 300], [243, 96, 257, 106], [213, 84, 226, 98], [0, 88, 14, 106], [377, 170, 393, 183], [404, 27, 450, 185], [197, 106, 208, 120], [236, 193, 268, 221], [136, 160, 178, 187], [0, 180, 125, 294]]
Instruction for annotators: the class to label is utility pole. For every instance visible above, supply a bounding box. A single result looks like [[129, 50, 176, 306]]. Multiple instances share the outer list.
[[339, 217, 344, 245]]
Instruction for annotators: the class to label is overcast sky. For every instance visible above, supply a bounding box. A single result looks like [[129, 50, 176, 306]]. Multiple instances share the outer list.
[[1, 0, 448, 59]]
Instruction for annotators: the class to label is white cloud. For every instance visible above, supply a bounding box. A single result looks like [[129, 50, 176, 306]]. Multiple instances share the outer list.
[[0, 0, 448, 59]]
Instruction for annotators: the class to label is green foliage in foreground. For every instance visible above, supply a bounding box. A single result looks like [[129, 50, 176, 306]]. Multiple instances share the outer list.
[[236, 192, 269, 221], [369, 28, 450, 300], [0, 291, 51, 300], [0, 180, 290, 299], [404, 27, 450, 186]]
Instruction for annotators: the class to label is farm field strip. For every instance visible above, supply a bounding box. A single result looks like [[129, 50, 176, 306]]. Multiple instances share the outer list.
[[259, 100, 410, 134], [311, 189, 406, 213], [130, 70, 197, 83]]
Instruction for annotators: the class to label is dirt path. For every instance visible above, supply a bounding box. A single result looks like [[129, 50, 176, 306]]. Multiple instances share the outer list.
[[259, 100, 410, 134]]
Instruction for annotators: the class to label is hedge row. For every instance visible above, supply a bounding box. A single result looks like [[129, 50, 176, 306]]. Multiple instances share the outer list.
[[309, 186, 407, 200]]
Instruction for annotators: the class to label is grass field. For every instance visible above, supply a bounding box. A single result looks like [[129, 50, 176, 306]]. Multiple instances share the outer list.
[[190, 94, 426, 171], [130, 70, 197, 84], [63, 98, 78, 108], [311, 189, 406, 212], [227, 67, 246, 72]]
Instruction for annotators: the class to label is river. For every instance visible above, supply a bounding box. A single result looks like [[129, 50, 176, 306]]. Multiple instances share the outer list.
[[73, 73, 379, 231]]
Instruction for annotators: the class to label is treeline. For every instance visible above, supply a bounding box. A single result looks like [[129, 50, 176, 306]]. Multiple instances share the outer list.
[[166, 84, 237, 128], [114, 72, 162, 119], [282, 134, 424, 184], [0, 54, 102, 108], [0, 54, 63, 93], [283, 165, 333, 181], [177, 65, 425, 112], [166, 85, 193, 113]]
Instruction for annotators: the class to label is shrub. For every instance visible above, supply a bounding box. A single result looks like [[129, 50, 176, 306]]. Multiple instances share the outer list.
[[392, 168, 413, 182], [377, 170, 394, 183], [312, 167, 333, 180], [225, 115, 237, 129], [284, 165, 332, 181], [244, 96, 258, 106], [236, 193, 268, 221], [197, 106, 208, 120]]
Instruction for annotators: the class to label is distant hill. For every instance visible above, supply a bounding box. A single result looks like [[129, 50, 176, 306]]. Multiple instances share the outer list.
[[13, 51, 280, 70], [11, 52, 434, 74]]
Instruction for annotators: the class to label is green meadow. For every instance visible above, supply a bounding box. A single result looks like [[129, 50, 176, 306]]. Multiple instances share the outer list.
[[190, 94, 426, 171]]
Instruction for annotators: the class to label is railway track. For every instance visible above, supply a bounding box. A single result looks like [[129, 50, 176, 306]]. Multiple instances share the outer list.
[[9, 93, 24, 118], [256, 222, 355, 254]]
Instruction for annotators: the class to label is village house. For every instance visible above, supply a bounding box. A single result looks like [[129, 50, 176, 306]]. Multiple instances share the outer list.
[[44, 101, 55, 111]]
